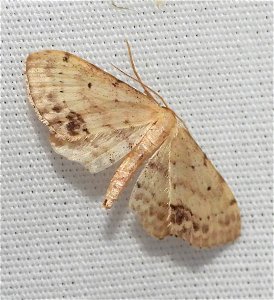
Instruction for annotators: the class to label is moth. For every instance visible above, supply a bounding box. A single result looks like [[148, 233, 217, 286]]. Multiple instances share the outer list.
[[25, 42, 241, 248]]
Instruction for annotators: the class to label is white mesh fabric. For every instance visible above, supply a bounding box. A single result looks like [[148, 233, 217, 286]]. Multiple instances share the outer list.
[[1, 1, 273, 299]]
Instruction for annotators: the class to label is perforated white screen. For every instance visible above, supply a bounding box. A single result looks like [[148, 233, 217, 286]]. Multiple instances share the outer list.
[[1, 1, 273, 299]]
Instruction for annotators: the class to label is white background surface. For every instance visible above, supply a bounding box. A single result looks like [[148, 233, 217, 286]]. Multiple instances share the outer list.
[[1, 1, 273, 299]]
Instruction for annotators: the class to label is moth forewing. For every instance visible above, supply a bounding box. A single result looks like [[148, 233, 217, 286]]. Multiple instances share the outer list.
[[166, 124, 241, 248], [25, 50, 162, 169]]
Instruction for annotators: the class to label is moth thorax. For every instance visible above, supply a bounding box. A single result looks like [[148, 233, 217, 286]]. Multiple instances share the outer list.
[[158, 107, 177, 130]]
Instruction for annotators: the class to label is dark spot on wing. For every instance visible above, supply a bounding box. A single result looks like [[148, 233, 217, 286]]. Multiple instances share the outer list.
[[66, 121, 80, 135], [137, 182, 141, 188], [175, 210, 183, 225], [169, 203, 193, 225], [83, 128, 90, 134], [230, 199, 236, 206], [112, 79, 122, 87], [65, 111, 86, 136], [52, 105, 62, 113], [207, 186, 211, 191], [202, 224, 209, 233], [170, 204, 193, 216], [203, 153, 208, 166], [47, 92, 54, 102], [63, 53, 70, 62], [66, 111, 84, 122], [193, 222, 199, 231], [88, 82, 92, 88], [148, 161, 166, 174]]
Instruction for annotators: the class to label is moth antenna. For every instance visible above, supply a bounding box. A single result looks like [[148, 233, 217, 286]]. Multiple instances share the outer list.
[[111, 63, 170, 109], [125, 40, 154, 98], [112, 63, 170, 109], [112, 40, 170, 108], [125, 40, 169, 108], [112, 61, 186, 126]]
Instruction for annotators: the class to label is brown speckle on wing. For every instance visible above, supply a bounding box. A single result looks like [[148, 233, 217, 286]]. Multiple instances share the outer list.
[[129, 126, 177, 239], [25, 49, 163, 172], [168, 125, 241, 248]]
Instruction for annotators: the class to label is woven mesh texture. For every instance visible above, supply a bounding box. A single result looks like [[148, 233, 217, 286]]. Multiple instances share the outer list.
[[1, 1, 273, 299]]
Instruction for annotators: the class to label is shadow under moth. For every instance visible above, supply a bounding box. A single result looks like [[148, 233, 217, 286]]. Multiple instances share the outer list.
[[25, 42, 241, 248]]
